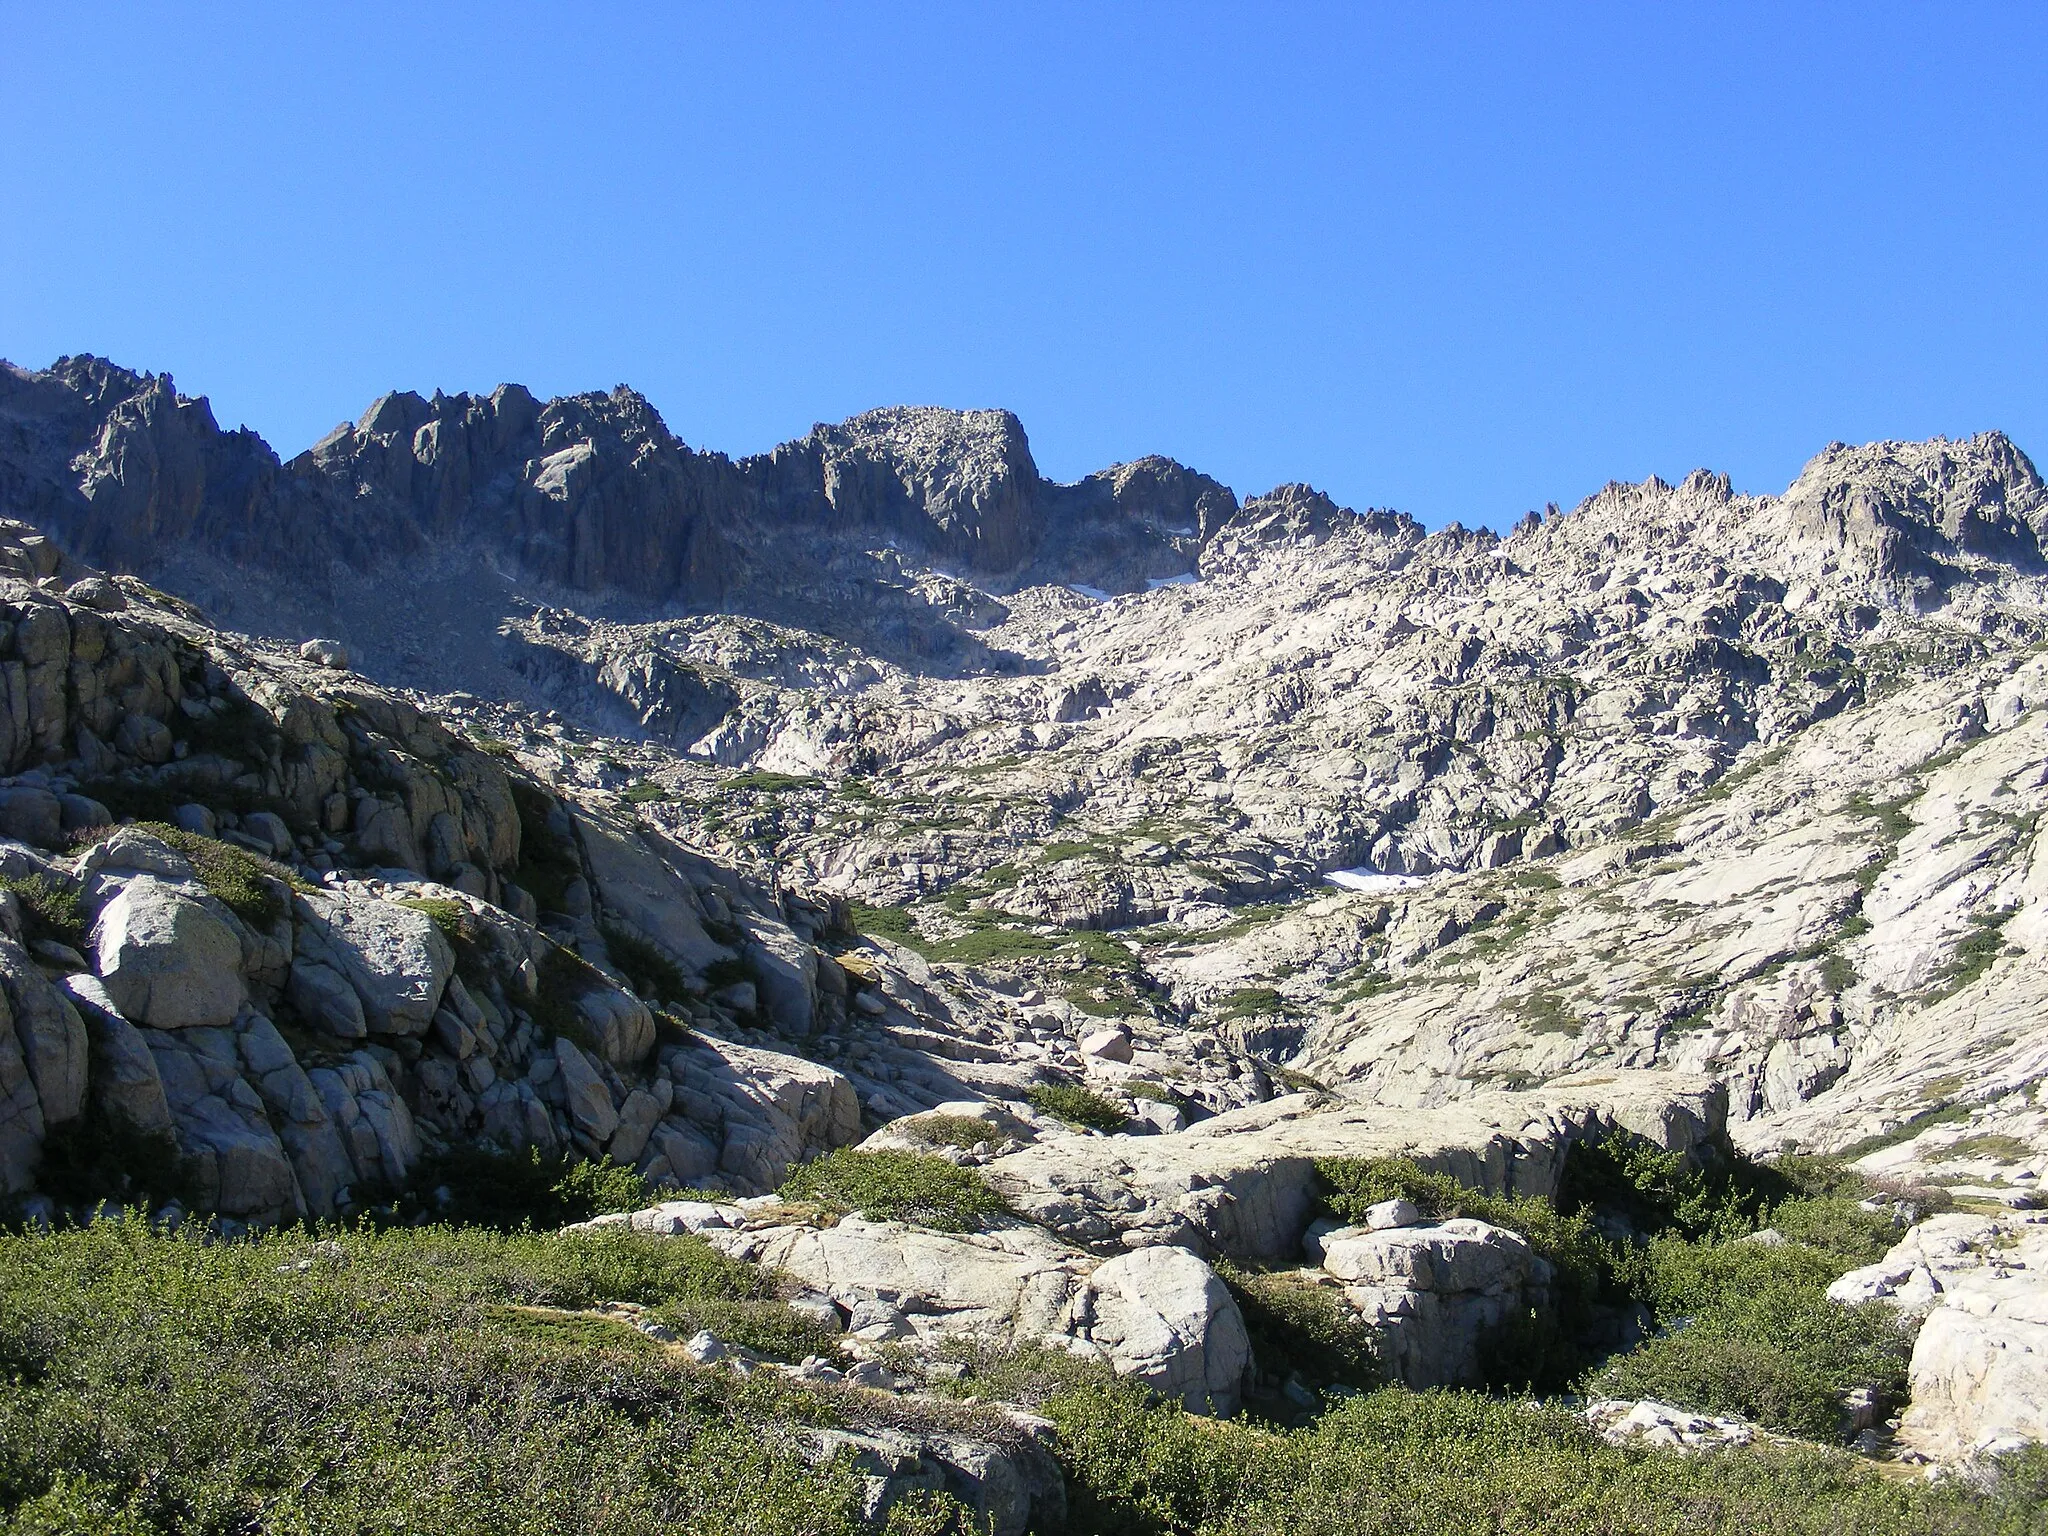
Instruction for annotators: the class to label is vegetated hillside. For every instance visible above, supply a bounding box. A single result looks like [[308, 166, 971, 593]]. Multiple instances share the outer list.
[[5, 354, 2048, 1525]]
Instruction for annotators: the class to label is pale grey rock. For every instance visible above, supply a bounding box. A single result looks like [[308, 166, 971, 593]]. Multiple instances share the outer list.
[[710, 1212, 1248, 1412], [985, 1072, 1725, 1260], [299, 638, 349, 669], [0, 938, 86, 1124], [797, 1422, 1065, 1536], [607, 1087, 664, 1166], [288, 956, 367, 1039], [554, 1036, 619, 1146], [1365, 1197, 1422, 1230], [662, 1033, 862, 1192], [1086, 1244, 1251, 1413], [307, 1050, 418, 1191], [93, 876, 247, 1030], [1321, 1217, 1549, 1388], [1079, 1027, 1134, 1063], [147, 1027, 302, 1220], [293, 890, 452, 1036], [573, 983, 655, 1067], [1585, 1398, 1757, 1452]]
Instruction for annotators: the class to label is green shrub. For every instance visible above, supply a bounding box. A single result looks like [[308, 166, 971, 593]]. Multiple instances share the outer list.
[[776, 1149, 1007, 1233], [89, 822, 310, 927], [397, 1145, 655, 1230], [1216, 986, 1289, 1020], [1590, 1286, 1913, 1438], [1219, 1264, 1381, 1396], [1026, 1082, 1128, 1131], [1621, 1232, 1849, 1319], [1768, 1197, 1901, 1264], [600, 919, 689, 1006], [895, 1114, 1000, 1151], [0, 1221, 894, 1535], [1556, 1132, 1773, 1243], [0, 1223, 2028, 1536], [0, 872, 87, 950]]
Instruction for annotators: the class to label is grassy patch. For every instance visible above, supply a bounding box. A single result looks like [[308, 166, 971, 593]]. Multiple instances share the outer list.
[[131, 823, 307, 926], [0, 872, 87, 950], [0, 1220, 907, 1535], [776, 1149, 1008, 1233], [1215, 986, 1291, 1021], [847, 900, 925, 950], [1941, 1134, 2033, 1164], [1923, 908, 2018, 1001], [720, 771, 818, 794]]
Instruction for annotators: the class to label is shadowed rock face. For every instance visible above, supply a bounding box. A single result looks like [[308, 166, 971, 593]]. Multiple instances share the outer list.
[[0, 358, 1234, 604]]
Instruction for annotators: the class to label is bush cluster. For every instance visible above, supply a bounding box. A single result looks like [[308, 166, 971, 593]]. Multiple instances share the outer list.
[[0, 1220, 2040, 1535], [1314, 1139, 1927, 1429], [396, 1145, 657, 1231], [1026, 1082, 1129, 1131], [776, 1149, 1008, 1233], [0, 1220, 920, 1535]]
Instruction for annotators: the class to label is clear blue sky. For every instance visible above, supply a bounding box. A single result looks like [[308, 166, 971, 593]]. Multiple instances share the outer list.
[[3, 4, 2044, 530]]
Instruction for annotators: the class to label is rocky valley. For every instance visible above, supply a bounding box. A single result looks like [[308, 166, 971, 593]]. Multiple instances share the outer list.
[[3, 352, 2048, 1531]]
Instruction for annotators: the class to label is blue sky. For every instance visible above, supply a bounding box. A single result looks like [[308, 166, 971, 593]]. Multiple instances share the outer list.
[[3, 4, 2043, 529]]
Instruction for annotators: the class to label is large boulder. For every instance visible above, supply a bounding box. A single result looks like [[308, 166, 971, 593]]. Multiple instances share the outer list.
[[572, 984, 655, 1067], [701, 1212, 1250, 1413], [293, 891, 452, 1036], [1318, 1217, 1551, 1388], [1840, 1214, 2048, 1460], [797, 1424, 1065, 1536], [0, 938, 86, 1124], [573, 812, 727, 971], [146, 1025, 302, 1220], [658, 1034, 862, 1193], [1086, 1244, 1251, 1413], [93, 876, 248, 1030]]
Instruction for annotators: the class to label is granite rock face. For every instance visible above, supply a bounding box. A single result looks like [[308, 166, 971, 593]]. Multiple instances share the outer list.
[[19, 354, 2048, 1451]]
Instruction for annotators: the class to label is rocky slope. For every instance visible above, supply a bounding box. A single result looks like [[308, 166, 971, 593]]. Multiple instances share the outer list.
[[9, 352, 2048, 1462]]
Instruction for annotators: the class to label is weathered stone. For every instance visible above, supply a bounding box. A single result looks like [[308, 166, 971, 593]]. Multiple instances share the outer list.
[[293, 891, 451, 1036], [93, 876, 247, 1030], [554, 1036, 619, 1145]]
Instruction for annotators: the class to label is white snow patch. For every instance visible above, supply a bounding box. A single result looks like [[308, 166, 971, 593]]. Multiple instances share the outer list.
[[1068, 584, 1114, 601], [1147, 572, 1200, 589], [1324, 867, 1429, 895]]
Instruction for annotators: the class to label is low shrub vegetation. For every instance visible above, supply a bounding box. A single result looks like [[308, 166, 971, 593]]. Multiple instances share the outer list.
[[777, 1149, 1009, 1232], [0, 871, 87, 950], [1026, 1082, 1129, 1131], [0, 1220, 923, 1535], [895, 1114, 1001, 1151], [0, 1220, 2039, 1535], [397, 1145, 658, 1230]]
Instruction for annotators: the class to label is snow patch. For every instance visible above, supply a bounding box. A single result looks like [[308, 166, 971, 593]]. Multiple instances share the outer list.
[[1068, 584, 1114, 601], [1147, 573, 1200, 590], [1325, 867, 1429, 895]]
